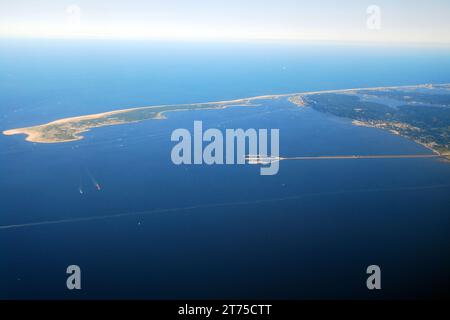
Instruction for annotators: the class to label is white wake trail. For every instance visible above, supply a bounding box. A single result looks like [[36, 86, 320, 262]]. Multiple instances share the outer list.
[[1, 183, 449, 231]]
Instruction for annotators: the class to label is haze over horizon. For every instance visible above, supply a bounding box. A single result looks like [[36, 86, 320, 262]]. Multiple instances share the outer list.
[[1, 0, 450, 45]]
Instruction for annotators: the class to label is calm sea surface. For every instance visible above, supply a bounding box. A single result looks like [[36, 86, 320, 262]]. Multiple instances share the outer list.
[[1, 40, 450, 298]]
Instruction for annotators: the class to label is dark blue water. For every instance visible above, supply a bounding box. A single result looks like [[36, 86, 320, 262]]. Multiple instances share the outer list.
[[1, 40, 450, 299]]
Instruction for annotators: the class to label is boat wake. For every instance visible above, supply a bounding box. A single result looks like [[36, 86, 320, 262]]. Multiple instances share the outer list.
[[1, 183, 450, 231]]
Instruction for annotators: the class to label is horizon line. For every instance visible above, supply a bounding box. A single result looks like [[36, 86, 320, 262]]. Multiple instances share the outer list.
[[1, 35, 450, 47]]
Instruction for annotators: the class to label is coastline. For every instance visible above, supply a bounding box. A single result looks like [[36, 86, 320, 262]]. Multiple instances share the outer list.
[[3, 84, 450, 158]]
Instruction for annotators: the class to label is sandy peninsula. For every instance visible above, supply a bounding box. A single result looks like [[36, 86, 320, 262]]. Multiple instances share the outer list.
[[3, 84, 450, 160]]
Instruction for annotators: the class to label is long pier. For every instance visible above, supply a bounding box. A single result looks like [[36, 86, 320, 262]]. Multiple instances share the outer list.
[[245, 154, 441, 164], [281, 154, 440, 160]]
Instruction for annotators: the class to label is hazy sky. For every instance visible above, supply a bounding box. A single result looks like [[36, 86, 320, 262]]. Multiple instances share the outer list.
[[1, 0, 449, 44]]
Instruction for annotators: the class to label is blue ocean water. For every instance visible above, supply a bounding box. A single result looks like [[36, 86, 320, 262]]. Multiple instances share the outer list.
[[1, 40, 450, 299]]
